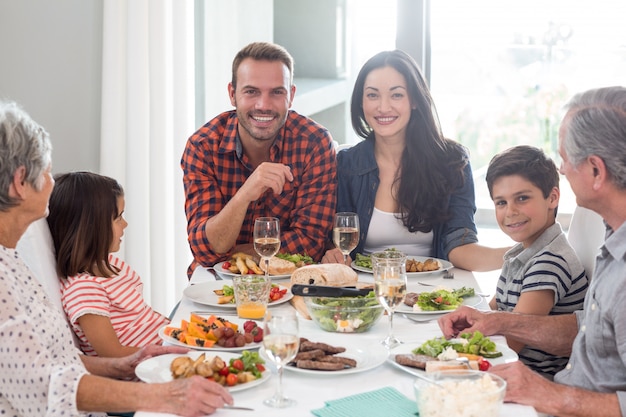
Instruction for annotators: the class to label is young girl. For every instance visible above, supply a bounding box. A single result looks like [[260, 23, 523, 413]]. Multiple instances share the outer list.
[[47, 171, 169, 357]]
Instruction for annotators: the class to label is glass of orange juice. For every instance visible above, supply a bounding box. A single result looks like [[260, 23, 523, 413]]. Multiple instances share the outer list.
[[233, 275, 272, 319]]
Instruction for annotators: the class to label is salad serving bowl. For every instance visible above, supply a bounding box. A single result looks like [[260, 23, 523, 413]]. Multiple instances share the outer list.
[[304, 294, 384, 333]]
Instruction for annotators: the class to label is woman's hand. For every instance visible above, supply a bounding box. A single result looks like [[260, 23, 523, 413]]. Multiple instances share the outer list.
[[117, 345, 190, 379], [321, 248, 351, 265]]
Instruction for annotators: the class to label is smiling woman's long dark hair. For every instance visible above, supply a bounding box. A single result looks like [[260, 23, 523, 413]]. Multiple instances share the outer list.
[[47, 171, 124, 278], [350, 50, 468, 232]]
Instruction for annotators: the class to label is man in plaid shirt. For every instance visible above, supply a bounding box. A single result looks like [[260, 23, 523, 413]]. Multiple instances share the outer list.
[[181, 42, 337, 277]]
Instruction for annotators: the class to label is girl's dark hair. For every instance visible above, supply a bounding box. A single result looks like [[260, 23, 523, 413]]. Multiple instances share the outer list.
[[47, 171, 124, 278], [350, 50, 468, 232]]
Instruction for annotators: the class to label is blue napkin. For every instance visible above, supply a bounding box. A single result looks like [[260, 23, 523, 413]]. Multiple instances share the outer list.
[[311, 386, 418, 417]]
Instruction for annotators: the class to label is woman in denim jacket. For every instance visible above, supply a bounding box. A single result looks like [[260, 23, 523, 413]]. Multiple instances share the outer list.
[[322, 50, 507, 271]]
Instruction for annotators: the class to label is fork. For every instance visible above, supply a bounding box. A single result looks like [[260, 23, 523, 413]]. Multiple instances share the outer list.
[[442, 269, 454, 279]]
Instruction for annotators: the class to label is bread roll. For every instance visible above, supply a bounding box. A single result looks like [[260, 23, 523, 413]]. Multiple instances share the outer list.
[[260, 256, 297, 275], [290, 264, 358, 287]]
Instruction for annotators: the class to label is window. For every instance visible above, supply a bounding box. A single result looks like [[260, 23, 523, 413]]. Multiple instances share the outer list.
[[428, 0, 626, 218]]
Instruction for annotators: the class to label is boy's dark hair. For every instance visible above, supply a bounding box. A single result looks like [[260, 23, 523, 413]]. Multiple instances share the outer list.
[[486, 145, 560, 209]]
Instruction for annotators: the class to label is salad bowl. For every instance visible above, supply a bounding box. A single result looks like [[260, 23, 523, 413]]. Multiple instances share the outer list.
[[304, 293, 383, 333]]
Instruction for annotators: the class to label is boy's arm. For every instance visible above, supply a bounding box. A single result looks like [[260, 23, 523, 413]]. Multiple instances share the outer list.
[[506, 289, 555, 352]]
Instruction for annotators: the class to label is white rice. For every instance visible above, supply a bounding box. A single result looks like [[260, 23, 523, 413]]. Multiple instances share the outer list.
[[417, 374, 503, 417]]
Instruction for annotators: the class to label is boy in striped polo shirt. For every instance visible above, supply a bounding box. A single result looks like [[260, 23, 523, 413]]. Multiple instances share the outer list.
[[485, 145, 588, 379]]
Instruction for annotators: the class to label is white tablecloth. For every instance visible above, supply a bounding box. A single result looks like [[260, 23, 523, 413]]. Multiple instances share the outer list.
[[135, 267, 538, 417]]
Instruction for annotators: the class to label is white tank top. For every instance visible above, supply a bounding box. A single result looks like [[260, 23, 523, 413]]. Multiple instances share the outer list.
[[363, 207, 433, 256]]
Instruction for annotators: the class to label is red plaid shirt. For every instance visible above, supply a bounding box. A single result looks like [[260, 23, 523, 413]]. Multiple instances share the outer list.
[[181, 110, 337, 276]]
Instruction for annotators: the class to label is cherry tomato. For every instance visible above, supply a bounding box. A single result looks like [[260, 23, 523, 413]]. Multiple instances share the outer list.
[[256, 363, 266, 372], [231, 359, 244, 372], [218, 366, 230, 376], [478, 359, 491, 371], [222, 261, 231, 269], [226, 373, 238, 386]]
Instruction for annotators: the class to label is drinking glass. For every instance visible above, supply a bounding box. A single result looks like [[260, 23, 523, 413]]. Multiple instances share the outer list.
[[372, 251, 407, 349], [254, 217, 281, 278], [333, 212, 359, 263], [262, 310, 300, 408]]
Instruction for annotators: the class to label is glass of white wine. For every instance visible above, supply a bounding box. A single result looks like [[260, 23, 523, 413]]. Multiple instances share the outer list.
[[254, 217, 281, 278], [372, 251, 407, 349], [333, 212, 359, 263], [262, 309, 300, 408]]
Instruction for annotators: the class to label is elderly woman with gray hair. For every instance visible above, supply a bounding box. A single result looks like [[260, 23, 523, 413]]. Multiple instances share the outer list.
[[0, 101, 232, 416]]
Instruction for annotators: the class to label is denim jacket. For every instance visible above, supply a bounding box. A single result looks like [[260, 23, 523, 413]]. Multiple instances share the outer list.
[[336, 139, 478, 260]]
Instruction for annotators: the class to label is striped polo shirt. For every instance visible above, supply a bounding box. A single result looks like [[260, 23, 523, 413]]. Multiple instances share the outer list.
[[496, 222, 588, 379]]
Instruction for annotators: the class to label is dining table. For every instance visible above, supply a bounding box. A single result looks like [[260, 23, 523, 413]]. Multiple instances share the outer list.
[[134, 265, 541, 417]]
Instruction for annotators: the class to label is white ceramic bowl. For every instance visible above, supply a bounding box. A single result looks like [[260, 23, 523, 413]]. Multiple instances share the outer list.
[[413, 370, 506, 417]]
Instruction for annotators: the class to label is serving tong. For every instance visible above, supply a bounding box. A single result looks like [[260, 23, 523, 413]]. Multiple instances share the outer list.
[[290, 284, 372, 298]]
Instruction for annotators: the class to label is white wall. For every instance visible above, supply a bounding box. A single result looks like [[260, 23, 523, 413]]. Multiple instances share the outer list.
[[0, 0, 103, 174]]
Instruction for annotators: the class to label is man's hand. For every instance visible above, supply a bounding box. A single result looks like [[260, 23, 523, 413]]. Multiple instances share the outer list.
[[239, 162, 293, 202], [489, 361, 553, 408], [321, 247, 351, 265], [437, 305, 501, 339]]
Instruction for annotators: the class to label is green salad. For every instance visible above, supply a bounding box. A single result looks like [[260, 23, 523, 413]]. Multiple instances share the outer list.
[[354, 248, 400, 270], [412, 331, 503, 358], [307, 292, 383, 333], [416, 287, 475, 311]]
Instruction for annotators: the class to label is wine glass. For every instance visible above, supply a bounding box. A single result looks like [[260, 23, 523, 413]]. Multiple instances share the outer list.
[[333, 212, 359, 263], [262, 310, 300, 408], [372, 251, 407, 349], [254, 217, 280, 278]]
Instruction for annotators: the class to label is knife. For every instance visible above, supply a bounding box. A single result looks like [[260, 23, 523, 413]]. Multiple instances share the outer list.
[[290, 284, 372, 297]]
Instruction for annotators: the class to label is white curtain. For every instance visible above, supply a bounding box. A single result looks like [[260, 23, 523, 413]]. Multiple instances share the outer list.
[[100, 0, 194, 314]]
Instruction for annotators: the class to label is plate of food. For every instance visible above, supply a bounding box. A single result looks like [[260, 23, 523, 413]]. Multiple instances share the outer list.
[[397, 287, 482, 315], [388, 332, 517, 376], [284, 339, 388, 375], [352, 254, 453, 278], [183, 281, 293, 308], [159, 313, 263, 352], [135, 350, 270, 393], [214, 252, 312, 281]]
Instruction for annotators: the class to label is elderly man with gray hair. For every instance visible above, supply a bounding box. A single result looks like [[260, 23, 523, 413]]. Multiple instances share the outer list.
[[438, 86, 626, 417]]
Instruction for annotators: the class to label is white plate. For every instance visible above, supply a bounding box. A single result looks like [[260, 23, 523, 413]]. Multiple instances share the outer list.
[[352, 256, 454, 278], [183, 281, 293, 308], [214, 261, 292, 281], [159, 317, 262, 352], [387, 337, 517, 376], [396, 294, 482, 316], [135, 351, 270, 392], [285, 343, 388, 375]]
